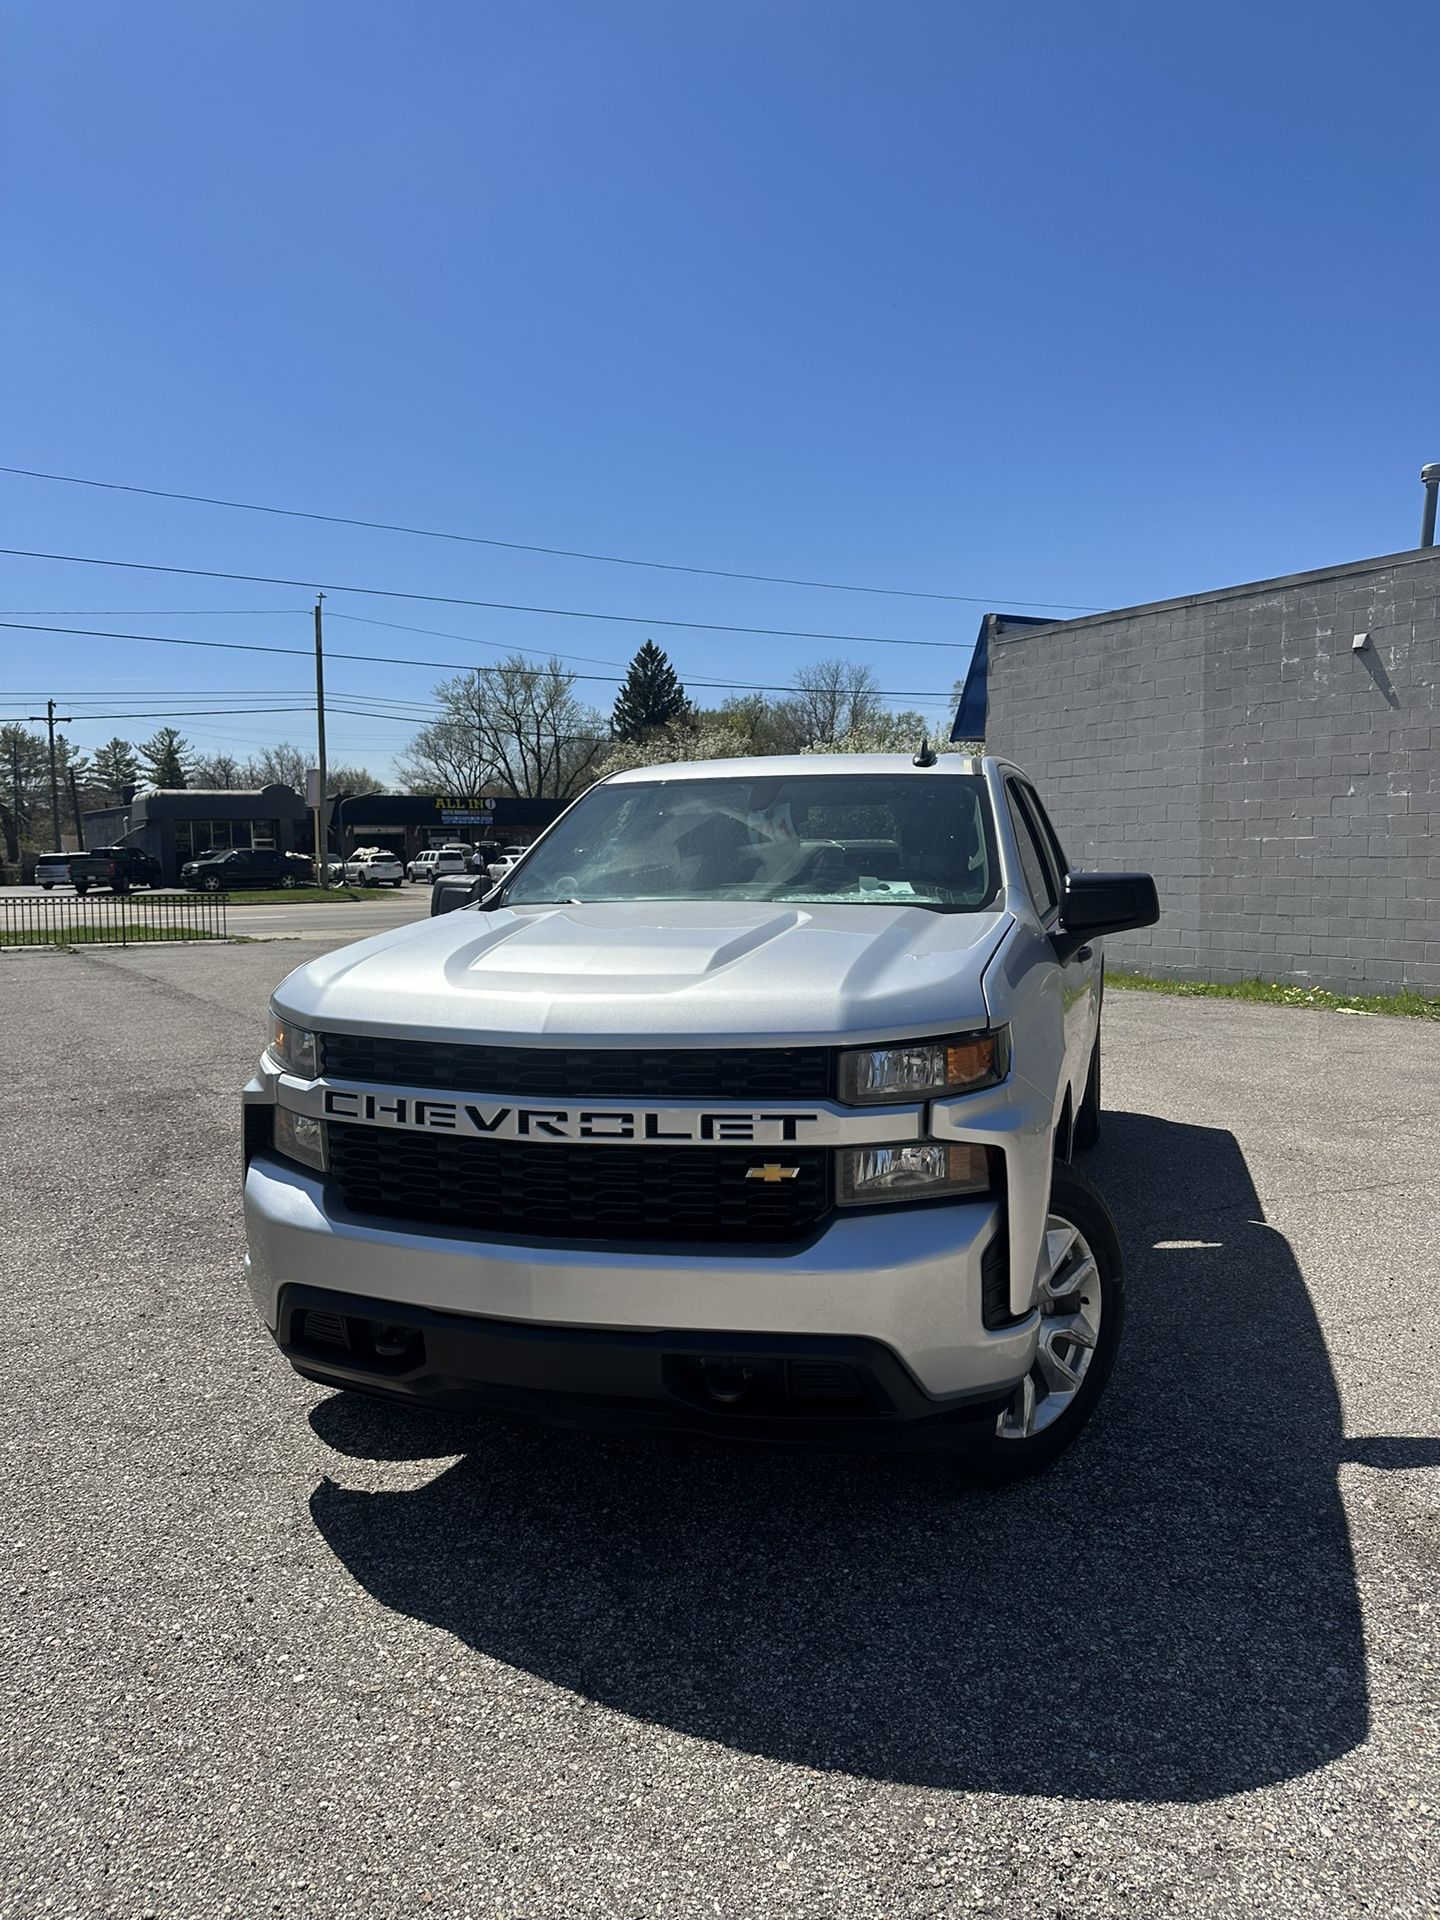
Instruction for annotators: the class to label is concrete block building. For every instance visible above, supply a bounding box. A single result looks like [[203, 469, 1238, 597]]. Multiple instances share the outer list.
[[956, 547, 1439, 994]]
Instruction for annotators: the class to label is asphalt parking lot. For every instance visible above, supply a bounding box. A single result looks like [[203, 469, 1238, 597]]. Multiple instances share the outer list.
[[1, 932, 1436, 1919]]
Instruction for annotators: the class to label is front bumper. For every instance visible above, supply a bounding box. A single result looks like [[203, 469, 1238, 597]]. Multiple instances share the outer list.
[[243, 1152, 1039, 1406], [275, 1285, 1014, 1451]]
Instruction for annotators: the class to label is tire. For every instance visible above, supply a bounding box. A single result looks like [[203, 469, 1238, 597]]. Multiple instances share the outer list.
[[391, 879, 403, 889], [1073, 1021, 1101, 1152], [202, 875, 221, 892], [279, 873, 298, 889], [966, 1160, 1125, 1485], [74, 884, 88, 897], [40, 883, 53, 891]]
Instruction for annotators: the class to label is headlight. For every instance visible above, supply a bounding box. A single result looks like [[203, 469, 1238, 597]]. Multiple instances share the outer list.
[[837, 1143, 994, 1205], [837, 1028, 1010, 1104], [273, 1107, 328, 1173], [268, 1006, 320, 1079]]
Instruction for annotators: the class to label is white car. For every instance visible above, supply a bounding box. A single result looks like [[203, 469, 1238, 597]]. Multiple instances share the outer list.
[[485, 845, 528, 883], [343, 847, 405, 889], [407, 848, 472, 885], [34, 853, 76, 890]]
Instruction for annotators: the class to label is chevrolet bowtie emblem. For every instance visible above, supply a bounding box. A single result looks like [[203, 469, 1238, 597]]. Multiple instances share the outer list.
[[746, 1163, 801, 1183]]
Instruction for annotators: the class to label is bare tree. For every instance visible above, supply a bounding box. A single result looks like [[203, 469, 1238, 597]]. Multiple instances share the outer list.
[[241, 742, 308, 792], [191, 752, 246, 789], [326, 762, 386, 797], [395, 675, 492, 800], [786, 659, 883, 746], [398, 657, 605, 801], [705, 693, 810, 756]]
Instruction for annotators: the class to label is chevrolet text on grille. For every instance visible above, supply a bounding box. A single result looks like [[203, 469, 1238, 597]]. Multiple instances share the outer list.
[[318, 1087, 823, 1144]]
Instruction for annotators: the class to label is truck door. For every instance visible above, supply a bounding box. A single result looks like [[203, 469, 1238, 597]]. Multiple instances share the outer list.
[[1004, 779, 1095, 1135]]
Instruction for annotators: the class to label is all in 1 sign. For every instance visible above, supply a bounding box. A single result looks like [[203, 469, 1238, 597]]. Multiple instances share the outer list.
[[437, 797, 496, 827]]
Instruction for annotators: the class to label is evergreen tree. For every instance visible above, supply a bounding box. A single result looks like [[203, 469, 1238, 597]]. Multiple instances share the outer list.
[[610, 641, 693, 742], [92, 737, 141, 803], [138, 727, 192, 789]]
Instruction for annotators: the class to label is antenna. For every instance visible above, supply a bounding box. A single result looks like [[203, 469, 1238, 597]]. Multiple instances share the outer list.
[[913, 737, 938, 768]]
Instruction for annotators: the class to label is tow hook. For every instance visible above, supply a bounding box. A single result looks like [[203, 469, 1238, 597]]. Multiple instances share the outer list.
[[699, 1358, 759, 1405]]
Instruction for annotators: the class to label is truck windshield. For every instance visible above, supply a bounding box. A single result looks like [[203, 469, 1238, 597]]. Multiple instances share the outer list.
[[504, 772, 1001, 912]]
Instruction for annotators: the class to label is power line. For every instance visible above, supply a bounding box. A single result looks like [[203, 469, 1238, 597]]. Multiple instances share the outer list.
[[325, 611, 630, 672], [0, 462, 1100, 612], [0, 621, 952, 703], [320, 610, 914, 697], [0, 705, 323, 723], [0, 607, 310, 616], [0, 544, 961, 648]]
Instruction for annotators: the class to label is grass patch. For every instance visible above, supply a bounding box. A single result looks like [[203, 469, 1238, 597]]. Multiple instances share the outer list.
[[1108, 969, 1440, 1021], [2, 925, 220, 947]]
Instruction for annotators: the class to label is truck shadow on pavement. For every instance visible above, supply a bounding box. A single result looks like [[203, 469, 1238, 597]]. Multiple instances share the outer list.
[[307, 1112, 1432, 1802]]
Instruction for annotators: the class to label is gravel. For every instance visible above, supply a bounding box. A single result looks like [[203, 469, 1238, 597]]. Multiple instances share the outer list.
[[1, 940, 1436, 1918]]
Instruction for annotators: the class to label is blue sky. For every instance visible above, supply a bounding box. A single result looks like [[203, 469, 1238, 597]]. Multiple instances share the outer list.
[[2, 0, 1437, 776]]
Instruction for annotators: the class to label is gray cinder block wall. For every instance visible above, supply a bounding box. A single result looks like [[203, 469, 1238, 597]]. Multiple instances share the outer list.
[[983, 547, 1440, 994]]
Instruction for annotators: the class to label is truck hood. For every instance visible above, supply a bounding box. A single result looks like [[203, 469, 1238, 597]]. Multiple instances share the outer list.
[[274, 900, 1013, 1048]]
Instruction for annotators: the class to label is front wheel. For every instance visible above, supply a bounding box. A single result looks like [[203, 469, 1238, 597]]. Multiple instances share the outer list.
[[202, 875, 222, 892], [967, 1161, 1124, 1484], [279, 872, 298, 889]]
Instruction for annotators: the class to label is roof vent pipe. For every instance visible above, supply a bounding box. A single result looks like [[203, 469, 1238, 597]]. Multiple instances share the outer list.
[[1422, 463, 1440, 549]]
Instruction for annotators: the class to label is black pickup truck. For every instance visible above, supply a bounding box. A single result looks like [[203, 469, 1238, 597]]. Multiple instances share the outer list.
[[69, 846, 164, 896]]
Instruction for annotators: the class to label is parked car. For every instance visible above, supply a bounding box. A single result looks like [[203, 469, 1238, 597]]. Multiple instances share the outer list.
[[245, 751, 1159, 1480], [344, 847, 405, 888], [406, 848, 472, 885], [181, 847, 310, 891], [69, 846, 164, 896], [34, 853, 76, 890], [485, 844, 528, 883]]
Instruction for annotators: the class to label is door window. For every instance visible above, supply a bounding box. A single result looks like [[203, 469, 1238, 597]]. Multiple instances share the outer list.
[[1019, 784, 1070, 891], [1004, 780, 1059, 922]]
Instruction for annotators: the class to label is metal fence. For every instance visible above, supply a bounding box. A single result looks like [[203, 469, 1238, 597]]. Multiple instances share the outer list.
[[0, 889, 230, 948]]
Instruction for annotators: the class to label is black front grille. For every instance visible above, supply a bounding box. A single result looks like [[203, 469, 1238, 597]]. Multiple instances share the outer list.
[[320, 1033, 834, 1101], [327, 1125, 832, 1243]]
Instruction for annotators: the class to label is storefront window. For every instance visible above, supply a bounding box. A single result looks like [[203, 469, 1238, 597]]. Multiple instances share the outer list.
[[175, 818, 281, 860]]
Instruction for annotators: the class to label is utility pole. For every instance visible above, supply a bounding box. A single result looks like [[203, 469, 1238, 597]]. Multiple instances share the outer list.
[[26, 699, 72, 853], [313, 594, 329, 884], [67, 765, 86, 852]]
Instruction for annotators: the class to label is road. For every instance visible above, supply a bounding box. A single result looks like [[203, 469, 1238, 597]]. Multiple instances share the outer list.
[[0, 938, 1436, 1919]]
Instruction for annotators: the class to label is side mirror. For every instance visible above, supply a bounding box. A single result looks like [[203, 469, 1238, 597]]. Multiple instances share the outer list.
[[431, 875, 485, 917], [1052, 870, 1160, 962]]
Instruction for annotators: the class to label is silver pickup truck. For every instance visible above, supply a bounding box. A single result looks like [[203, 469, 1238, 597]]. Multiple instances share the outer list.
[[243, 753, 1157, 1479]]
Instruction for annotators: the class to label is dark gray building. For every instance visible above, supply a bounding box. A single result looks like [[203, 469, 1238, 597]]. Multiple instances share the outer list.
[[82, 785, 309, 885], [956, 546, 1440, 995], [333, 793, 568, 863]]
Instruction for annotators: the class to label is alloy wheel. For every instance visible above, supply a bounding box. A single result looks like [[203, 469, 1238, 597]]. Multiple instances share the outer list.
[[995, 1217, 1103, 1442]]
